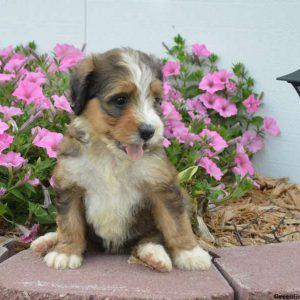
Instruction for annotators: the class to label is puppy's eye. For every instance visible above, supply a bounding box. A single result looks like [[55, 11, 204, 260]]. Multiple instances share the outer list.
[[154, 96, 162, 103], [111, 95, 128, 106]]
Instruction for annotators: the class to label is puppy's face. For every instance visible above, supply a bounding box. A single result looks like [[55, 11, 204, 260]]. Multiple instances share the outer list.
[[70, 48, 164, 160]]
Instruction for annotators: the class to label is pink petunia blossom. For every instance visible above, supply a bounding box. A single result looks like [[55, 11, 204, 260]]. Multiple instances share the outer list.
[[162, 61, 180, 77], [214, 70, 233, 84], [199, 92, 218, 109], [0, 133, 14, 153], [0, 187, 6, 198], [213, 96, 237, 117], [263, 117, 280, 136], [25, 71, 47, 85], [49, 176, 57, 188], [226, 81, 237, 93], [163, 80, 171, 100], [0, 151, 25, 168], [54, 44, 85, 71], [232, 144, 254, 177], [162, 138, 171, 148], [204, 149, 219, 160], [199, 73, 224, 94], [192, 43, 211, 57], [4, 53, 27, 73], [240, 130, 264, 153], [161, 101, 181, 121], [20, 224, 40, 243], [12, 80, 45, 105], [0, 121, 9, 134], [0, 105, 23, 121], [0, 73, 15, 83], [53, 95, 72, 113], [32, 127, 63, 158], [28, 178, 40, 187], [242, 95, 261, 113], [187, 98, 207, 120], [34, 97, 52, 111], [0, 45, 13, 57], [198, 157, 223, 180], [200, 129, 228, 152]]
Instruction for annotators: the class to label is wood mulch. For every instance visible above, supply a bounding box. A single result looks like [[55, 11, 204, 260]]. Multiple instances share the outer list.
[[198, 175, 300, 249]]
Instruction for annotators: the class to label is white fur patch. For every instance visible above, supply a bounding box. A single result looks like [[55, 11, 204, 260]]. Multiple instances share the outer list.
[[137, 242, 172, 272], [174, 246, 212, 271], [30, 232, 58, 254], [44, 251, 83, 269]]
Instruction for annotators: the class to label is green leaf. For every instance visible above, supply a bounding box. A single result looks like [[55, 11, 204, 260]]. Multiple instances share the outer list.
[[28, 202, 56, 224], [10, 189, 25, 201], [251, 116, 264, 127], [178, 166, 199, 183], [0, 203, 7, 216]]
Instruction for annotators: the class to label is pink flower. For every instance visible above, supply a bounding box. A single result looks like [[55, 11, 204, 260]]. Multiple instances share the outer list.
[[163, 80, 171, 100], [54, 44, 85, 71], [0, 151, 25, 168], [200, 129, 228, 151], [28, 178, 40, 187], [32, 127, 63, 158], [0, 187, 6, 198], [233, 144, 254, 177], [0, 73, 15, 83], [12, 80, 45, 105], [0, 105, 23, 121], [4, 54, 27, 73], [199, 73, 224, 94], [53, 95, 72, 113], [0, 45, 13, 58], [214, 70, 233, 84], [161, 101, 181, 121], [192, 44, 211, 57], [20, 224, 40, 243], [242, 95, 261, 113], [162, 138, 171, 148], [213, 97, 237, 117], [240, 131, 264, 153], [199, 93, 218, 109], [0, 121, 9, 134], [198, 157, 223, 180], [25, 71, 47, 85], [204, 117, 211, 125], [49, 176, 57, 188], [263, 117, 280, 136], [226, 81, 237, 93], [187, 98, 207, 120], [162, 61, 180, 77], [0, 133, 14, 153], [35, 97, 52, 111]]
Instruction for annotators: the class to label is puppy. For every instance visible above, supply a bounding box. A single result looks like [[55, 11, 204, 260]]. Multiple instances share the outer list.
[[31, 48, 211, 272]]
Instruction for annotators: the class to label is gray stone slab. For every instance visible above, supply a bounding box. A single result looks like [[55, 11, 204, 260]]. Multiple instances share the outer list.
[[0, 247, 9, 263], [0, 239, 15, 257], [0, 250, 233, 300], [215, 241, 300, 300]]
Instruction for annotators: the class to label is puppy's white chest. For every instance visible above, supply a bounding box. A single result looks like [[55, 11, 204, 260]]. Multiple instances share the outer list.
[[64, 153, 142, 248]]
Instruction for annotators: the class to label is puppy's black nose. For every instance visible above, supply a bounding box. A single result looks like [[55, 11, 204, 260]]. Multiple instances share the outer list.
[[139, 124, 155, 141]]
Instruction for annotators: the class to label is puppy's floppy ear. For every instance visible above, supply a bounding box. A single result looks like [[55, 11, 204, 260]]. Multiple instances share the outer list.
[[70, 56, 98, 115]]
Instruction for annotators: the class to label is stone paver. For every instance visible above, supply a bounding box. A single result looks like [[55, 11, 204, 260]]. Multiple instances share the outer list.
[[0, 250, 233, 300], [215, 241, 300, 299]]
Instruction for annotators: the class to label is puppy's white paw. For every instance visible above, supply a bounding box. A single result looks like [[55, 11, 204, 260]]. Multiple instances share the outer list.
[[44, 251, 83, 269], [30, 232, 58, 255], [137, 242, 172, 272], [174, 246, 211, 271]]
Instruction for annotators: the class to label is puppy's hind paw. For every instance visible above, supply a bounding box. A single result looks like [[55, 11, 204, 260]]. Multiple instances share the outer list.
[[174, 246, 212, 271], [44, 251, 83, 269], [137, 242, 172, 272], [30, 232, 58, 255]]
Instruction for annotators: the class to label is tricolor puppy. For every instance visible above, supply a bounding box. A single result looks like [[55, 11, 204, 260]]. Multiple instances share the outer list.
[[31, 48, 211, 272]]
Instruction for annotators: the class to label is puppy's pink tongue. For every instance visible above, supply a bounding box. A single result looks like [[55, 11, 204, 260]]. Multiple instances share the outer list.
[[125, 144, 144, 161]]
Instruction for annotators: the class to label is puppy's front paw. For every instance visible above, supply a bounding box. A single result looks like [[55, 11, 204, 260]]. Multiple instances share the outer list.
[[44, 251, 83, 269], [137, 242, 172, 272], [174, 246, 211, 271], [30, 232, 58, 255]]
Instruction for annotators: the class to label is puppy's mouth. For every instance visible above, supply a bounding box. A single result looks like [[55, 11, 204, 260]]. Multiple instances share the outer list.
[[116, 141, 145, 161]]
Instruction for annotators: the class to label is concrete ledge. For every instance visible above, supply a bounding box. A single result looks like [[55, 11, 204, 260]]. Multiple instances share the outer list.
[[0, 247, 9, 264], [215, 241, 300, 299], [0, 250, 233, 300]]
